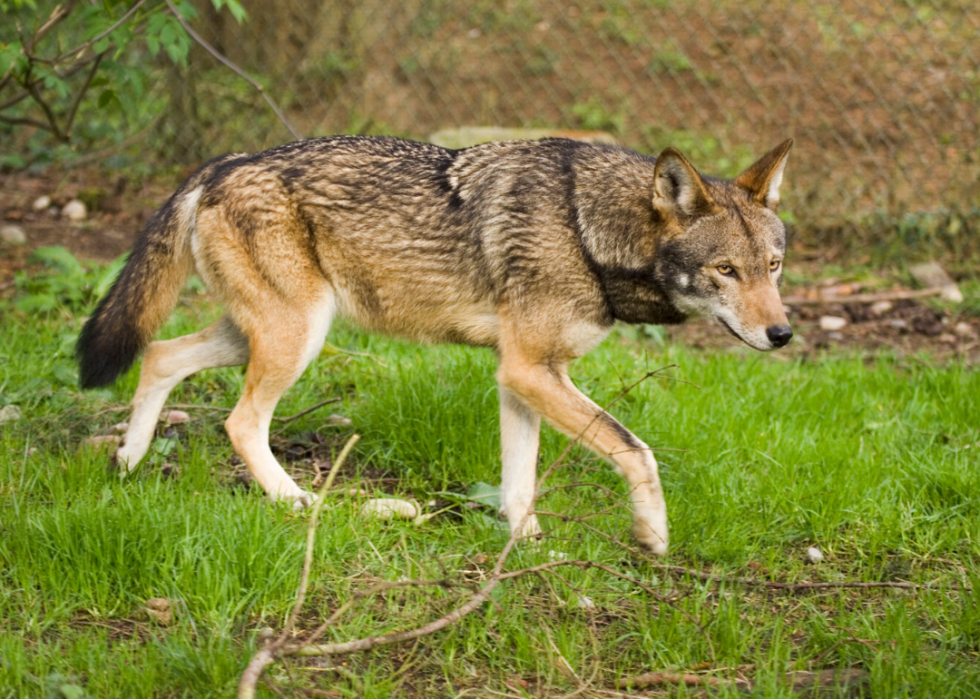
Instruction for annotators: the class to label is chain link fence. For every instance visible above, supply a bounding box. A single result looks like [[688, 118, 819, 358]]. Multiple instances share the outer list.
[[154, 0, 980, 233]]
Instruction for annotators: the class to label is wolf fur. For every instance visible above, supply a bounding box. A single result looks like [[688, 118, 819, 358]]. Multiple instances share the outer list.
[[77, 135, 794, 555]]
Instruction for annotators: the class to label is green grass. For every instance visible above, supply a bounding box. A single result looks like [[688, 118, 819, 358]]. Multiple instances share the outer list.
[[2, 282, 980, 697]]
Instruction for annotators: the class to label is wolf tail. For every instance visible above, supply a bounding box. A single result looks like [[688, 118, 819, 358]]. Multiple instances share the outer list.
[[76, 160, 226, 389]]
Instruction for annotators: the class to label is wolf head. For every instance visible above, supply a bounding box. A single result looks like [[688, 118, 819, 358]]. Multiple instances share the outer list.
[[652, 140, 794, 351]]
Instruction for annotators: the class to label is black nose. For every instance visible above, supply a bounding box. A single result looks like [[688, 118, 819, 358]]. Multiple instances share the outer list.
[[766, 324, 793, 347]]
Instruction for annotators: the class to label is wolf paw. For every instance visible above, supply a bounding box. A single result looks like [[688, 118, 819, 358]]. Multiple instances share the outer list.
[[110, 444, 136, 476], [520, 514, 543, 540], [289, 490, 318, 510], [634, 519, 669, 557]]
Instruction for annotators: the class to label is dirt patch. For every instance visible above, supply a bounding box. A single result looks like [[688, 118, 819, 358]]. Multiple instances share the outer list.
[[0, 169, 176, 278]]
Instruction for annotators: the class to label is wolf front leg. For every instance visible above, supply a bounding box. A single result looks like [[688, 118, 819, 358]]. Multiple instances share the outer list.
[[498, 385, 543, 538], [497, 359, 669, 555]]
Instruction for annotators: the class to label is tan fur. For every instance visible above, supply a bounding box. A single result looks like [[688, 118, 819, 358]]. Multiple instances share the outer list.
[[79, 135, 796, 555]]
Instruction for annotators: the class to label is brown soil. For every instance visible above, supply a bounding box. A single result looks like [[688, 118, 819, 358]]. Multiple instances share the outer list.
[[0, 169, 178, 275]]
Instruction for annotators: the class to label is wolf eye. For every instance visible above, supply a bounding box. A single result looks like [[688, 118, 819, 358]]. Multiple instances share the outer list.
[[769, 259, 782, 271], [717, 264, 736, 276]]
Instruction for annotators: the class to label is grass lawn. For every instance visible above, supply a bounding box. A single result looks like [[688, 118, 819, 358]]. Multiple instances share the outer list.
[[1, 270, 979, 697]]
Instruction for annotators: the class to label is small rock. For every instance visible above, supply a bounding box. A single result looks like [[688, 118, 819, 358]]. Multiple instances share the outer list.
[[112, 422, 129, 434], [0, 405, 22, 423], [941, 286, 964, 303], [360, 498, 419, 520], [257, 627, 275, 640], [954, 322, 975, 338], [827, 331, 844, 341], [61, 199, 87, 221], [160, 409, 190, 425], [805, 547, 824, 564], [32, 195, 51, 211], [870, 300, 893, 315], [819, 315, 847, 331], [83, 435, 121, 449], [577, 595, 596, 609], [909, 260, 953, 288], [909, 261, 962, 304], [0, 224, 26, 245], [939, 333, 957, 344], [888, 319, 908, 331], [145, 597, 174, 625]]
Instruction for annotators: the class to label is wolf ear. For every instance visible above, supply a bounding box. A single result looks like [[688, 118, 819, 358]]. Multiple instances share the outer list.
[[653, 148, 718, 219], [735, 139, 793, 210]]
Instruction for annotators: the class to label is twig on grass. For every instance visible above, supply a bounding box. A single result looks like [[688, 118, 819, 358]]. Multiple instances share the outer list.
[[238, 433, 359, 699], [237, 366, 694, 693], [272, 398, 343, 424], [617, 671, 733, 690]]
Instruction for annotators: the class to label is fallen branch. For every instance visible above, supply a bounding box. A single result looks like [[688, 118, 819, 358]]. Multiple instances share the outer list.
[[238, 433, 360, 699], [618, 671, 732, 690], [234, 366, 689, 693], [617, 668, 869, 694], [272, 398, 343, 424], [653, 564, 964, 592], [781, 287, 942, 306]]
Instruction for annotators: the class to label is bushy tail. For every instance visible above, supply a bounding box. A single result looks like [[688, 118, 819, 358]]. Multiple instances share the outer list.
[[76, 184, 203, 389]]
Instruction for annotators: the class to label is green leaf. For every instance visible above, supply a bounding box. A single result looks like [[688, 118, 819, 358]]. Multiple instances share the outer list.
[[28, 247, 83, 275], [97, 88, 118, 108], [13, 294, 57, 313], [58, 685, 85, 699], [94, 253, 127, 297], [52, 364, 77, 387], [109, 24, 134, 50], [57, 333, 79, 357], [468, 511, 508, 532], [465, 482, 502, 510], [148, 436, 178, 464], [220, 0, 248, 23], [172, 0, 198, 20]]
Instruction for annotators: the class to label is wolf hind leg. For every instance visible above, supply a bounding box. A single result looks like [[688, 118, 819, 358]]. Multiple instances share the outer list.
[[224, 295, 335, 507], [115, 315, 249, 471], [498, 385, 543, 538]]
